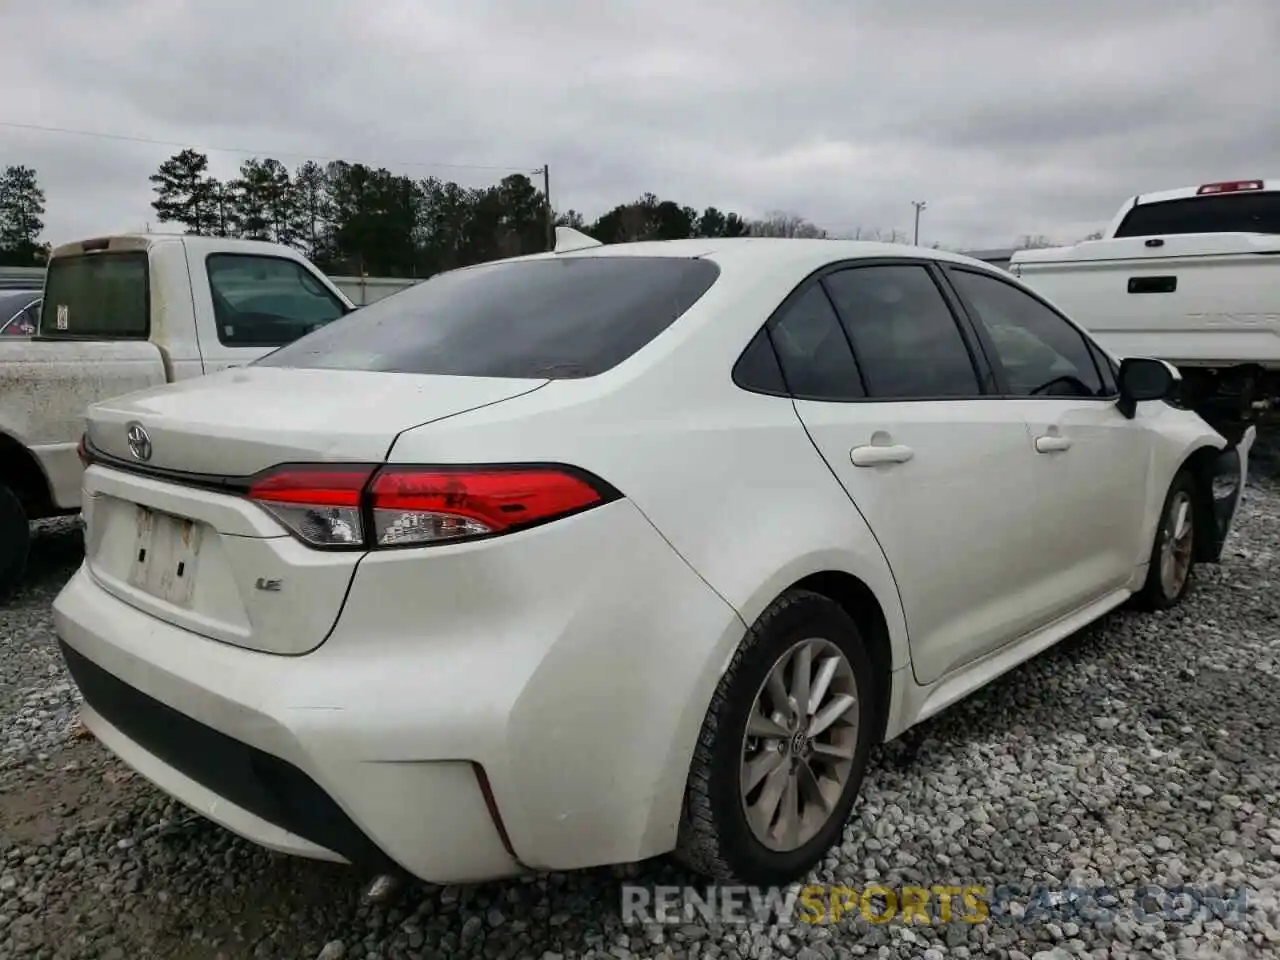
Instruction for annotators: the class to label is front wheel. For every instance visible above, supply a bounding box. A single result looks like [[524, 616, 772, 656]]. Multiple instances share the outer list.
[[673, 590, 876, 885], [0, 483, 30, 602], [1134, 470, 1198, 610]]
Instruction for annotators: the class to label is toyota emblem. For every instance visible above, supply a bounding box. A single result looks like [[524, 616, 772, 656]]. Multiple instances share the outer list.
[[125, 422, 152, 462]]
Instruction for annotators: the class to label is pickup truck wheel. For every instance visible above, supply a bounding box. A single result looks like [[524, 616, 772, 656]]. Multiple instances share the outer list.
[[0, 483, 30, 600], [1134, 470, 1198, 610], [673, 590, 875, 885]]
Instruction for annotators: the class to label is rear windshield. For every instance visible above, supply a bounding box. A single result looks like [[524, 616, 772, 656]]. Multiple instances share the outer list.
[[1114, 192, 1280, 238], [40, 252, 149, 339], [255, 256, 721, 378]]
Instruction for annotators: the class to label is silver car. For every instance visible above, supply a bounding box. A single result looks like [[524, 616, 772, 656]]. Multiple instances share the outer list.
[[0, 290, 40, 338]]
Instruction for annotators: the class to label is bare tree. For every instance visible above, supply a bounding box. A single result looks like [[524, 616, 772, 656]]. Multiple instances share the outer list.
[[831, 225, 909, 243], [1016, 233, 1058, 249], [747, 211, 829, 239]]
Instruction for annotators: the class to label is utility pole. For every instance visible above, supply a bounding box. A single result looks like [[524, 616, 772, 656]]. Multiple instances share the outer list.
[[542, 164, 553, 252], [911, 200, 927, 246]]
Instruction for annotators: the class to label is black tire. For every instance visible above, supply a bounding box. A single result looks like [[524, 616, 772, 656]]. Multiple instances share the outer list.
[[1133, 470, 1198, 611], [673, 589, 876, 885], [0, 482, 30, 602]]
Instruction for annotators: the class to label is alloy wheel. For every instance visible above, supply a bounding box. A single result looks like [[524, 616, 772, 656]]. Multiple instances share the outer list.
[[1160, 489, 1195, 599], [739, 637, 859, 852]]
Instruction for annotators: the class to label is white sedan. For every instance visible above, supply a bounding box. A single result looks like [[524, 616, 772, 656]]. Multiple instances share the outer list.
[[54, 231, 1254, 887]]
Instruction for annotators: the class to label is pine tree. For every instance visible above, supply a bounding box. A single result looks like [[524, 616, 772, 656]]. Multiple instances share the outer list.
[[149, 149, 219, 234], [0, 165, 47, 266]]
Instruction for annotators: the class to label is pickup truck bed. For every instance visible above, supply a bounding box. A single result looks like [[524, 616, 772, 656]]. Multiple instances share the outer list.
[[0, 340, 169, 511], [1012, 179, 1280, 431], [1012, 231, 1280, 370]]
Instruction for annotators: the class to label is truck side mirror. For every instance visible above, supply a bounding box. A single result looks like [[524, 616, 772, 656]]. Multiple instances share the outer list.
[[1117, 357, 1180, 419]]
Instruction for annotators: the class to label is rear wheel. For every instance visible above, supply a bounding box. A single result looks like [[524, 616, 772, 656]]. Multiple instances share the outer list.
[[674, 590, 876, 884], [1134, 470, 1198, 610], [0, 483, 30, 601]]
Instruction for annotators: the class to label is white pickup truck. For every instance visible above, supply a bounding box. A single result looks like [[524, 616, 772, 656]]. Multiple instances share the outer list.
[[0, 233, 355, 597], [1010, 179, 1280, 436]]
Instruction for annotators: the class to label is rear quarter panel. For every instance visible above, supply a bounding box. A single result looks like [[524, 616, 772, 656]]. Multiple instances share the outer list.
[[383, 264, 912, 674]]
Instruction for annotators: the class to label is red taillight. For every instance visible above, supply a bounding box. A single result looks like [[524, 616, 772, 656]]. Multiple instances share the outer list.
[[247, 465, 374, 548], [1196, 180, 1263, 195], [368, 466, 607, 547], [245, 463, 615, 549]]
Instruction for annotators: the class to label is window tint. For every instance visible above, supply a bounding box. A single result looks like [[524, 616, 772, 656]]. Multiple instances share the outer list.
[[257, 256, 720, 378], [822, 265, 981, 399], [948, 269, 1106, 398], [41, 253, 148, 339], [1114, 192, 1280, 237], [767, 285, 864, 400], [207, 254, 349, 347], [733, 327, 787, 395]]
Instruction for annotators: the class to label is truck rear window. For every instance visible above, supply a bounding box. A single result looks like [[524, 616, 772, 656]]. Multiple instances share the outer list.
[[255, 256, 721, 379], [1114, 192, 1280, 238], [41, 252, 149, 339]]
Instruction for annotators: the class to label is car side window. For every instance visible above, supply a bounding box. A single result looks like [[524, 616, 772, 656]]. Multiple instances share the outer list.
[[206, 254, 348, 347], [1, 302, 37, 337], [733, 327, 788, 395], [767, 284, 865, 400], [1087, 339, 1119, 396], [948, 268, 1107, 398], [822, 264, 982, 399]]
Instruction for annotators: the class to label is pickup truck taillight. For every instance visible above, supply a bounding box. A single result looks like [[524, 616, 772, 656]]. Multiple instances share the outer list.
[[246, 464, 618, 549]]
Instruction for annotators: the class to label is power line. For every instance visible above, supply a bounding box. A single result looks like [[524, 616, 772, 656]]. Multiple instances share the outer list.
[[0, 119, 540, 174]]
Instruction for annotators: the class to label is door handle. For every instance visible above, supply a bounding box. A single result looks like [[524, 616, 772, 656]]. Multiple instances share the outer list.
[[1035, 435, 1073, 453], [850, 444, 915, 467]]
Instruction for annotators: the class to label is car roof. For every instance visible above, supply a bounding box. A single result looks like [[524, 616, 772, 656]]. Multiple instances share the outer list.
[[1129, 179, 1280, 207], [49, 233, 313, 259], [499, 235, 1002, 278]]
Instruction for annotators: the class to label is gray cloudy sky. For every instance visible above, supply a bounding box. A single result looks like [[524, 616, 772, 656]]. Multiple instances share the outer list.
[[4, 0, 1278, 251]]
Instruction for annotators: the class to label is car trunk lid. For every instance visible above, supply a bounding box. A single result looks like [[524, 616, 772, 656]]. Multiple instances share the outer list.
[[85, 366, 548, 476], [80, 367, 547, 654]]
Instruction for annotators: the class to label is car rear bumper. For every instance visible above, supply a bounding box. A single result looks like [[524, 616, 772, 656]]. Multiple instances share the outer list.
[[54, 571, 519, 881], [53, 498, 745, 882]]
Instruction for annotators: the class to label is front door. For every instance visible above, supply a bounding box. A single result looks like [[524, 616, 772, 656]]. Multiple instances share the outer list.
[[942, 265, 1154, 619]]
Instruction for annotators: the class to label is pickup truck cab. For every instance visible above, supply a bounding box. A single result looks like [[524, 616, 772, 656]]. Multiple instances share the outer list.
[[0, 233, 355, 597], [1010, 179, 1280, 434]]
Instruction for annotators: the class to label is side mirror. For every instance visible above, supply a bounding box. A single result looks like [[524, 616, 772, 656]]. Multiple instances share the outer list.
[[1117, 357, 1180, 419]]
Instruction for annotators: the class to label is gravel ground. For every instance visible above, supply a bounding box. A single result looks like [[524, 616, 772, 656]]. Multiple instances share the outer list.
[[2, 440, 1279, 960]]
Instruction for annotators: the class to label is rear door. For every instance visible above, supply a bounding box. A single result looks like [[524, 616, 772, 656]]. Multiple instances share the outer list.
[[187, 246, 352, 372], [777, 260, 1048, 686], [942, 265, 1153, 618]]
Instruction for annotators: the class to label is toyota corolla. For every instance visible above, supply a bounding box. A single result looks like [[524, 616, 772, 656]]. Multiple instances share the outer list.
[[53, 232, 1254, 886]]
